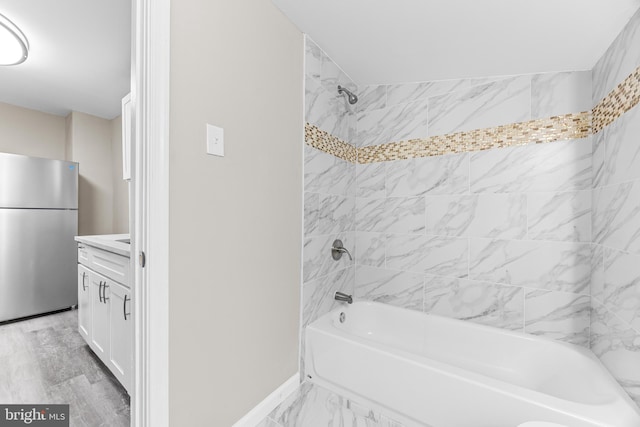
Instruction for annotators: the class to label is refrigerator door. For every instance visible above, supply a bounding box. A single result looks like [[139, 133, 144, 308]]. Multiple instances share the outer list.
[[0, 208, 78, 322], [0, 152, 78, 209]]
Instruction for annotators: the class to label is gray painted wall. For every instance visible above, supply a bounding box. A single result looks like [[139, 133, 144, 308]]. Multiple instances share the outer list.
[[168, 0, 303, 425]]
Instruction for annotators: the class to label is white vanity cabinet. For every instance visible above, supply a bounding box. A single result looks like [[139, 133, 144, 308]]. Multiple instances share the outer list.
[[75, 236, 132, 393]]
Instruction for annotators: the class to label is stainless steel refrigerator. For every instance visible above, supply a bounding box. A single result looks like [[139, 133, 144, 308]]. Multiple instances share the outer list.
[[0, 152, 79, 322]]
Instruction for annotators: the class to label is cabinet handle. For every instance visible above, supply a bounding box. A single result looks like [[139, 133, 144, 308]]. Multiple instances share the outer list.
[[103, 283, 109, 303], [123, 295, 130, 320], [99, 281, 104, 302], [82, 272, 87, 291]]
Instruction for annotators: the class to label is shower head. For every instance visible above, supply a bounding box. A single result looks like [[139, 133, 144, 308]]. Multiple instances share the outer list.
[[338, 85, 358, 105]]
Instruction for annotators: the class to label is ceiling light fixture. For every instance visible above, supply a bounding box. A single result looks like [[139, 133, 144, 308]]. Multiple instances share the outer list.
[[0, 13, 28, 66]]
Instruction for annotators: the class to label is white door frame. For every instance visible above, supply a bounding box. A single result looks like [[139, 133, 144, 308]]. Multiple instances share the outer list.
[[131, 0, 170, 425]]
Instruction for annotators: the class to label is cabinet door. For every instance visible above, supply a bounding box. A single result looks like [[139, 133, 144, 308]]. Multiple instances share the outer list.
[[108, 281, 132, 393], [77, 265, 92, 341], [89, 271, 110, 359]]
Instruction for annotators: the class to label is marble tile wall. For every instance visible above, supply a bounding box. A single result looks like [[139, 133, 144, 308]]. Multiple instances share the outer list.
[[355, 138, 593, 346], [354, 69, 593, 347], [302, 36, 357, 375], [355, 71, 591, 147], [590, 7, 640, 406], [592, 8, 640, 105]]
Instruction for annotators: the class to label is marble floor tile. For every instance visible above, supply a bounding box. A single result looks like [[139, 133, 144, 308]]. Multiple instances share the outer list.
[[0, 310, 129, 427], [266, 382, 421, 427], [0, 323, 30, 358], [0, 349, 49, 404]]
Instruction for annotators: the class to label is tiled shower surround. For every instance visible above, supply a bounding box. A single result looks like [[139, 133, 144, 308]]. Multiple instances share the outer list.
[[354, 68, 593, 344], [301, 39, 356, 377], [302, 6, 640, 406], [303, 39, 593, 344], [356, 141, 592, 343], [590, 9, 640, 406]]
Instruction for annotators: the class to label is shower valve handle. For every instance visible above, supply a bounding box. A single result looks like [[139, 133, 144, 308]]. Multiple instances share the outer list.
[[331, 239, 353, 261]]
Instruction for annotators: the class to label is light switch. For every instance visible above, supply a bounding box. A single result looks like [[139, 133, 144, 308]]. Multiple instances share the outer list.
[[206, 124, 224, 157]]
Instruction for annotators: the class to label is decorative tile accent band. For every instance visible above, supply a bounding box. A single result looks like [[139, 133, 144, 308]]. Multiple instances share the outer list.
[[357, 112, 591, 163], [305, 123, 357, 163], [304, 65, 640, 164], [592, 67, 640, 133]]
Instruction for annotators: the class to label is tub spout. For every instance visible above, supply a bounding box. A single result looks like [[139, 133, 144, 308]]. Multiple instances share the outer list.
[[335, 291, 353, 304]]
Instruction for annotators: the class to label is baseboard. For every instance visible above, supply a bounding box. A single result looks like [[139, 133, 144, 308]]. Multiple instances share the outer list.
[[232, 373, 299, 427]]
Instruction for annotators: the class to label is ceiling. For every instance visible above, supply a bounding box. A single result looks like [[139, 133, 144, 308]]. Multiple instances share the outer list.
[[272, 0, 640, 85], [0, 0, 131, 119]]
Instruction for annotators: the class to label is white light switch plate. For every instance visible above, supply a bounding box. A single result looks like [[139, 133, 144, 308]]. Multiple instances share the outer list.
[[206, 124, 224, 156]]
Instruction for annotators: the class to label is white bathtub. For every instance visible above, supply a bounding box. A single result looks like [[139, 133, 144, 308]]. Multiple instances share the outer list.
[[305, 301, 640, 427]]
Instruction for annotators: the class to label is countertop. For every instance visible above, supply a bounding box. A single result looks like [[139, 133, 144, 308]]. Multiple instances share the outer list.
[[75, 234, 131, 257]]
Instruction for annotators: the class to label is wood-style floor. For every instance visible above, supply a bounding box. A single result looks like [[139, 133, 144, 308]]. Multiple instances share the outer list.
[[0, 309, 130, 426]]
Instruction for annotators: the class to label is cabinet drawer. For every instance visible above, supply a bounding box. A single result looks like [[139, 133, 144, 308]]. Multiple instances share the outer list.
[[79, 245, 131, 288], [91, 249, 130, 288], [78, 244, 90, 264]]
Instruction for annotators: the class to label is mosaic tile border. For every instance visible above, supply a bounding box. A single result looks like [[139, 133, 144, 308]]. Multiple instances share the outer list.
[[357, 112, 591, 163], [593, 67, 640, 133], [305, 123, 357, 163], [305, 65, 640, 164]]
